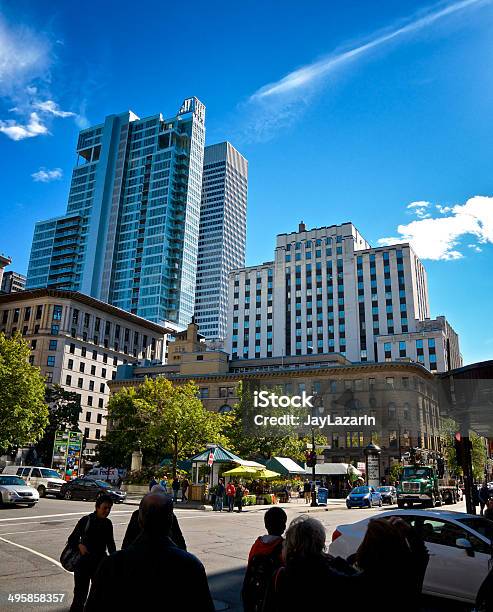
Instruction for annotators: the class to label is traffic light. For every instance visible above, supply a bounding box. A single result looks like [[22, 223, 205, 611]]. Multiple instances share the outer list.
[[305, 450, 316, 468], [454, 432, 463, 467]]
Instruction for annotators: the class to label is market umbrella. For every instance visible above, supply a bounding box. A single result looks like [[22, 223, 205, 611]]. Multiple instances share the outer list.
[[251, 468, 280, 479], [222, 466, 259, 477]]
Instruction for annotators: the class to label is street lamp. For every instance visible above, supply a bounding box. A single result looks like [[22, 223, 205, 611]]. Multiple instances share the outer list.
[[310, 391, 323, 507]]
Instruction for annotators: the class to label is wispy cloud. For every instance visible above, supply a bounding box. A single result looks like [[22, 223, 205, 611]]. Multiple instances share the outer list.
[[31, 167, 63, 182], [240, 0, 490, 141], [0, 16, 83, 141], [377, 195, 493, 260]]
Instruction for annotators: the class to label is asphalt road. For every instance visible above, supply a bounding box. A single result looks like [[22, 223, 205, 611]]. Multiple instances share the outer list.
[[0, 497, 468, 611]]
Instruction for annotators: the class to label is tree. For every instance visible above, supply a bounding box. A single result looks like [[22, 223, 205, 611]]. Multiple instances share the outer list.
[[0, 332, 48, 453], [35, 385, 81, 465], [224, 381, 327, 463], [441, 418, 487, 480], [99, 377, 229, 475]]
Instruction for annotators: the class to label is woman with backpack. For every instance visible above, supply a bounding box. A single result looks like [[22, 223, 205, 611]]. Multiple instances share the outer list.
[[66, 494, 116, 612]]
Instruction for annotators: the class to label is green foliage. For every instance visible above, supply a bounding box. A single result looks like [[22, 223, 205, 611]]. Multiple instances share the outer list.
[[223, 381, 328, 462], [441, 418, 487, 480], [100, 377, 229, 474], [36, 385, 81, 464], [0, 332, 48, 453], [390, 463, 403, 484]]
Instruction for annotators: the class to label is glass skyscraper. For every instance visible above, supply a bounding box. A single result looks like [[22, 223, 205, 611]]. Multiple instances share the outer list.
[[27, 98, 206, 326], [194, 142, 248, 344]]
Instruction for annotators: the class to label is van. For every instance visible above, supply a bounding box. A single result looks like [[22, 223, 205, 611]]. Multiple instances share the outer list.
[[2, 466, 65, 498]]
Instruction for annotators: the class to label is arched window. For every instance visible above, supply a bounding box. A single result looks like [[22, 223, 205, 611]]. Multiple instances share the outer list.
[[218, 405, 232, 414]]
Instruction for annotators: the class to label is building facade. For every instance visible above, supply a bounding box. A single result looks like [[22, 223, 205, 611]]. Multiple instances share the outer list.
[[195, 142, 248, 345], [225, 222, 461, 372], [0, 289, 168, 461], [111, 322, 441, 472], [26, 98, 206, 327], [1, 270, 26, 294], [0, 254, 11, 291]]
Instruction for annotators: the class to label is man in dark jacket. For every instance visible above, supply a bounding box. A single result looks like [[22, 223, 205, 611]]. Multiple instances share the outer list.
[[122, 486, 186, 550], [67, 494, 116, 612], [85, 493, 214, 611], [479, 482, 490, 515]]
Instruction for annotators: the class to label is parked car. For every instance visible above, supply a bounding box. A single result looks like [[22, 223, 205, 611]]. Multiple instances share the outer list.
[[376, 485, 397, 505], [2, 466, 65, 498], [346, 485, 382, 509], [329, 509, 493, 604], [60, 478, 127, 503], [0, 475, 39, 507]]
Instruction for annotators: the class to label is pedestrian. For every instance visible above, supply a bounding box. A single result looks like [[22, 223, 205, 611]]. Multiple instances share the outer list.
[[242, 507, 287, 612], [122, 485, 186, 550], [181, 476, 189, 502], [149, 475, 157, 491], [263, 515, 359, 611], [226, 480, 236, 512], [479, 482, 490, 515], [235, 482, 244, 512], [159, 477, 168, 493], [303, 479, 311, 504], [484, 498, 493, 522], [215, 478, 225, 511], [351, 517, 429, 611], [172, 476, 180, 502], [85, 493, 214, 611], [66, 494, 116, 612]]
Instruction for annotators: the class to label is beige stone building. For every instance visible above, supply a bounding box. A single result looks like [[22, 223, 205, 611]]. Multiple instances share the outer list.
[[0, 289, 169, 462], [111, 322, 441, 474]]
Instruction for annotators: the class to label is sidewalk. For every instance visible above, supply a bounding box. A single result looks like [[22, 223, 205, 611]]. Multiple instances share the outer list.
[[123, 495, 348, 513]]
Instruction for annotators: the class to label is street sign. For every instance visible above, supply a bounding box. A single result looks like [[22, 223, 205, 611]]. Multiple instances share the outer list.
[[207, 451, 214, 466]]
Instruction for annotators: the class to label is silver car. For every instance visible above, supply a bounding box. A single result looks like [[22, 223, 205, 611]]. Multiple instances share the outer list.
[[0, 475, 39, 507]]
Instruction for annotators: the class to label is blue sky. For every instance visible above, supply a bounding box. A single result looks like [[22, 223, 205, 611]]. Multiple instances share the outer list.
[[1, 0, 492, 365]]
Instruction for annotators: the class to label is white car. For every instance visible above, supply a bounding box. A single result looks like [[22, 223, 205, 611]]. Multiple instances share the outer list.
[[0, 475, 39, 507], [2, 466, 65, 498], [329, 509, 493, 604]]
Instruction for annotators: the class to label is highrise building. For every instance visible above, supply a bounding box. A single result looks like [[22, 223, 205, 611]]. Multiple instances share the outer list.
[[26, 98, 206, 327], [195, 142, 248, 345], [226, 222, 462, 373], [1, 270, 26, 294]]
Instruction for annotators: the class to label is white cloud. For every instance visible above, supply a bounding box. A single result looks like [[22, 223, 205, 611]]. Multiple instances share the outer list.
[[0, 112, 48, 141], [0, 17, 81, 142], [33, 100, 75, 118], [407, 201, 431, 219], [377, 195, 493, 260], [31, 167, 63, 182], [240, 0, 490, 141]]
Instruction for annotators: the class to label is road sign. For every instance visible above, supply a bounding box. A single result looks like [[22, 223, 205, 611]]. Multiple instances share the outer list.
[[207, 451, 214, 466]]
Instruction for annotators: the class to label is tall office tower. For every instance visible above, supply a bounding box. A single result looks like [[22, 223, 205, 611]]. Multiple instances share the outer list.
[[226, 222, 461, 373], [1, 270, 26, 293], [195, 142, 248, 345], [26, 98, 206, 326]]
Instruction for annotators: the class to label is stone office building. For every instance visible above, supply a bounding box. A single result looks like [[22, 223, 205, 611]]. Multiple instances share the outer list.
[[111, 321, 441, 473], [0, 289, 169, 461]]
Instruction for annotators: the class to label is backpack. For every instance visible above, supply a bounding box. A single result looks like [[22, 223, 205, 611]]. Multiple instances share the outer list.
[[241, 539, 283, 612], [60, 515, 91, 572]]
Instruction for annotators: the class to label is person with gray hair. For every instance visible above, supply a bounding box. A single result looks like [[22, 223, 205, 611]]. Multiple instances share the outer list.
[[263, 515, 361, 611], [121, 484, 186, 550], [85, 493, 214, 610]]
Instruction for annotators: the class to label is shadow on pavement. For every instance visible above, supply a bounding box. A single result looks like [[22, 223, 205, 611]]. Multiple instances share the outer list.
[[208, 567, 245, 611]]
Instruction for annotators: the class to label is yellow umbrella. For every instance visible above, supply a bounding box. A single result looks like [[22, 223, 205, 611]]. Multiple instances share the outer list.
[[222, 466, 258, 477], [251, 468, 281, 479]]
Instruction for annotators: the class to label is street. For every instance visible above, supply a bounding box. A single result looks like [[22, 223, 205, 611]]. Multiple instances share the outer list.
[[0, 497, 470, 611]]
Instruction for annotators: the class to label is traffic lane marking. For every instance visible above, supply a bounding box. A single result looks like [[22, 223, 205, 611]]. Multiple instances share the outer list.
[[0, 536, 70, 574], [0, 522, 132, 537], [0, 509, 134, 523]]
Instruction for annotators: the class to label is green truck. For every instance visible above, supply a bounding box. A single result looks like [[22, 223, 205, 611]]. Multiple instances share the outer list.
[[396, 465, 461, 508]]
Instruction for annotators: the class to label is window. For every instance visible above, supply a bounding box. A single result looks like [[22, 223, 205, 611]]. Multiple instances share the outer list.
[[91, 365, 96, 375], [100, 383, 105, 392], [92, 350, 97, 360], [89, 380, 94, 391], [51, 324, 59, 335], [84, 427, 90, 438], [31, 339, 37, 350], [31, 468, 41, 478], [53, 305, 63, 320], [47, 356, 55, 367], [66, 375, 72, 385], [87, 395, 93, 406], [199, 387, 209, 399], [84, 313, 90, 328], [36, 305, 43, 319], [78, 378, 83, 389], [86, 411, 91, 422], [103, 353, 108, 364], [81, 347, 86, 357], [79, 362, 85, 373], [386, 377, 394, 388], [49, 340, 57, 351], [97, 413, 102, 424], [98, 398, 104, 408], [46, 372, 53, 383], [101, 368, 107, 378], [69, 343, 75, 354]]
